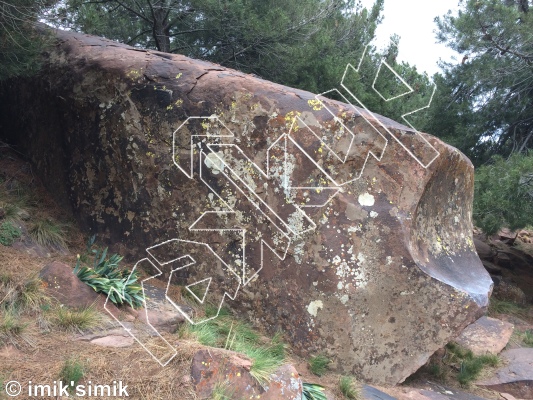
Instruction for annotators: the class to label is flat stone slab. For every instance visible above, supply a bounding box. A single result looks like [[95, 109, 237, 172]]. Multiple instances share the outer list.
[[90, 335, 134, 347], [362, 385, 398, 400], [476, 348, 533, 399], [378, 383, 490, 400], [454, 316, 514, 356]]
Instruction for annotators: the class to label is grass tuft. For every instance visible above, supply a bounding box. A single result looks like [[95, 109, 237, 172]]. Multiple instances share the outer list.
[[17, 274, 48, 311], [523, 330, 533, 347], [179, 306, 286, 386], [0, 308, 28, 345], [0, 273, 48, 312], [447, 343, 500, 386], [339, 376, 359, 399], [53, 305, 102, 332], [59, 357, 85, 393], [29, 219, 68, 250], [210, 380, 235, 400], [240, 340, 285, 386], [489, 299, 528, 319], [308, 354, 330, 376]]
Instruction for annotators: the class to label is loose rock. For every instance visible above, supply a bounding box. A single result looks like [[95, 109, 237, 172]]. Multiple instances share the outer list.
[[454, 316, 514, 356], [476, 348, 533, 399]]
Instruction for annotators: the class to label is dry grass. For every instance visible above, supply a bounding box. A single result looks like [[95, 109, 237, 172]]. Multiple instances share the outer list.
[[52, 305, 103, 332], [0, 151, 201, 399], [0, 328, 199, 399]]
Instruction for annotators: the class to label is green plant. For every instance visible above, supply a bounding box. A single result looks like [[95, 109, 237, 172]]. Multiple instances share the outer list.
[[339, 376, 358, 399], [308, 355, 330, 377], [0, 202, 19, 222], [179, 307, 287, 386], [29, 219, 68, 250], [59, 357, 85, 393], [74, 242, 144, 308], [446, 343, 500, 386], [302, 382, 327, 400], [427, 362, 447, 380], [489, 299, 528, 319], [53, 305, 102, 332], [0, 221, 21, 246], [523, 330, 533, 347], [17, 274, 48, 311], [210, 380, 235, 400], [473, 153, 533, 235], [242, 340, 285, 386], [0, 273, 48, 312]]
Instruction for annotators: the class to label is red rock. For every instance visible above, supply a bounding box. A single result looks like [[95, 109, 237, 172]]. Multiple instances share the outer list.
[[136, 308, 184, 332], [39, 261, 121, 317], [454, 316, 514, 356], [191, 348, 302, 399]]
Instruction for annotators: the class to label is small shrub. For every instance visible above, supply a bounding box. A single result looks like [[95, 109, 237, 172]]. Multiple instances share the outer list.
[[427, 362, 447, 380], [308, 354, 330, 376], [59, 357, 85, 393], [29, 219, 68, 250], [302, 382, 327, 400], [53, 305, 101, 332], [0, 221, 21, 246], [339, 376, 359, 399]]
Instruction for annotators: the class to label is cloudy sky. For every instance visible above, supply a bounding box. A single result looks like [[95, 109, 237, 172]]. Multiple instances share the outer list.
[[359, 0, 462, 75]]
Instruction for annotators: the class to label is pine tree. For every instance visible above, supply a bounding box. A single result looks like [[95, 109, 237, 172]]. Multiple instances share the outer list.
[[428, 0, 533, 164], [0, 0, 47, 80]]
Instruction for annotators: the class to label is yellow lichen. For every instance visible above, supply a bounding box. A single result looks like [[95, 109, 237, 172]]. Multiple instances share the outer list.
[[307, 99, 323, 111], [285, 111, 302, 131]]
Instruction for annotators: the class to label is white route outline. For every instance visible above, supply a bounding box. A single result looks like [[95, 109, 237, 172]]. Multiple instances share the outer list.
[[107, 49, 441, 365]]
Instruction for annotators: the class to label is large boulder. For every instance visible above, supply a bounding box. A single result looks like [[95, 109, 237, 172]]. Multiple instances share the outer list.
[[0, 28, 492, 384]]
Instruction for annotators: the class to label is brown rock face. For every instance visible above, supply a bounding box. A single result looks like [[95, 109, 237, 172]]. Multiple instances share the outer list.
[[0, 29, 492, 384]]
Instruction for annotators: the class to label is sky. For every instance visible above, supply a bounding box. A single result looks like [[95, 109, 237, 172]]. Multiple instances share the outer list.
[[359, 0, 461, 75]]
